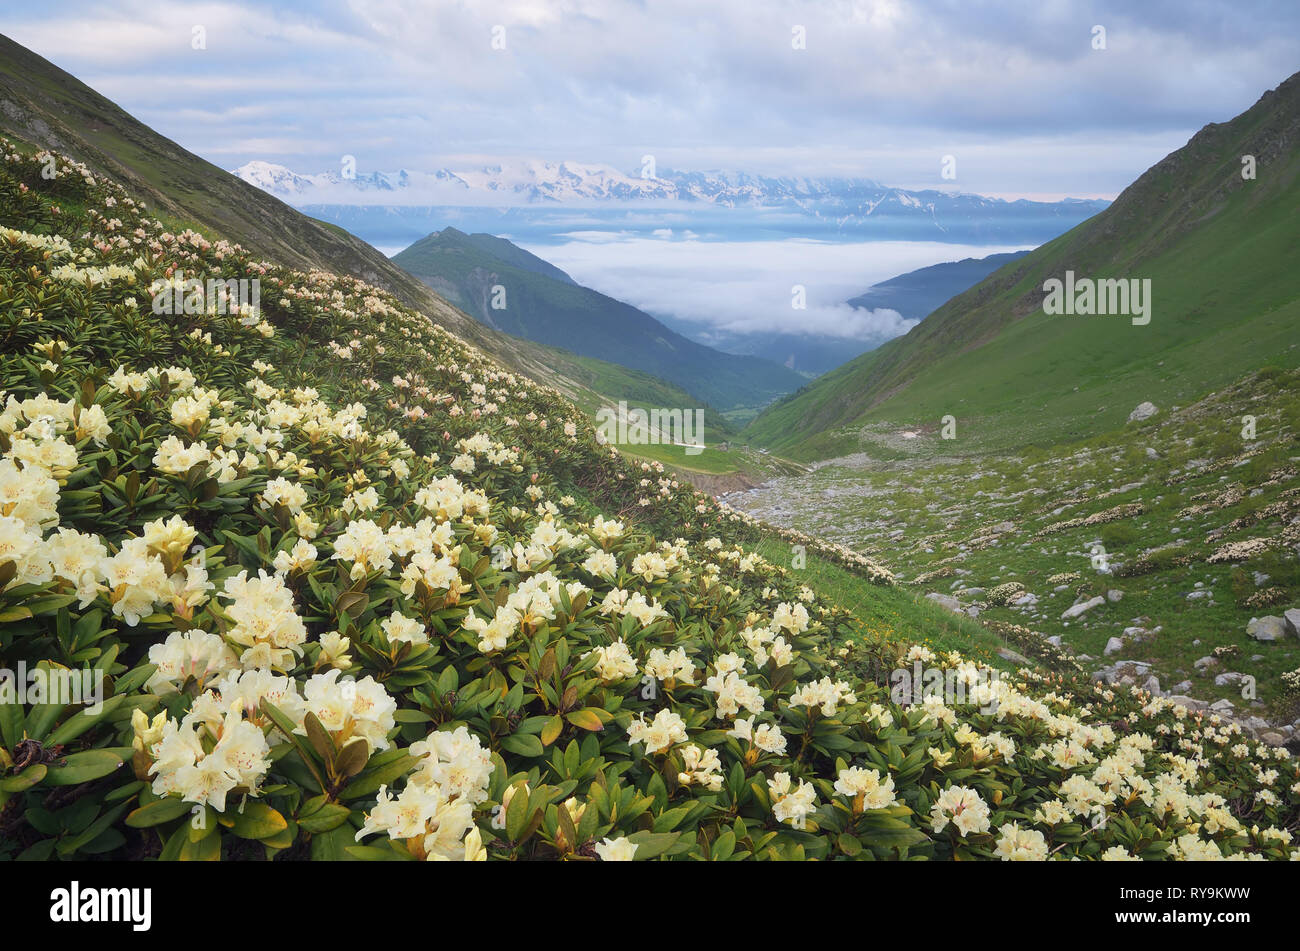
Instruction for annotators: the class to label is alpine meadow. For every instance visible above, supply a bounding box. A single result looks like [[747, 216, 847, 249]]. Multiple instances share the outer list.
[[1, 1, 1299, 910]]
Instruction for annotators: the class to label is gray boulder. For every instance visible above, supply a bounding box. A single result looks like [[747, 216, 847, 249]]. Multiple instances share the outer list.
[[1284, 608, 1300, 639], [1128, 401, 1158, 422], [925, 592, 961, 613], [1247, 616, 1287, 642], [1062, 596, 1106, 620]]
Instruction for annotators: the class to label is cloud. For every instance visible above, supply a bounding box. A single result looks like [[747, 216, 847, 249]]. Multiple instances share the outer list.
[[522, 235, 1022, 340], [6, 0, 1297, 198]]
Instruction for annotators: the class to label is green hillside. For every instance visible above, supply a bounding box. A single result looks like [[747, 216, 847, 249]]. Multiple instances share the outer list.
[[747, 71, 1300, 460], [394, 227, 806, 413]]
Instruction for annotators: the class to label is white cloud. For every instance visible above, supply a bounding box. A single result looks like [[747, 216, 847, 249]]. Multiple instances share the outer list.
[[523, 236, 1023, 340], [7, 0, 1296, 198]]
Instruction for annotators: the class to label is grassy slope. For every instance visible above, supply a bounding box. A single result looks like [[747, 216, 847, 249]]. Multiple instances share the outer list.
[[747, 70, 1300, 460], [730, 366, 1300, 710]]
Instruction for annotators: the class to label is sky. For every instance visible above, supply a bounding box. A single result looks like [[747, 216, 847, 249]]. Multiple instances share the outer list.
[[5, 0, 1299, 200]]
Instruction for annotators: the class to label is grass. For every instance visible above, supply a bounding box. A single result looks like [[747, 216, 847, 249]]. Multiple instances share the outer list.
[[729, 366, 1300, 710], [748, 537, 1022, 672]]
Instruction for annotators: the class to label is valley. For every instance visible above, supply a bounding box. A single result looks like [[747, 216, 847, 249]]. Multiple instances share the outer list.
[[725, 368, 1300, 725]]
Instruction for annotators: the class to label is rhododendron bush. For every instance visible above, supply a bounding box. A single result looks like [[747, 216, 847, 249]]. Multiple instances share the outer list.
[[0, 142, 1297, 862]]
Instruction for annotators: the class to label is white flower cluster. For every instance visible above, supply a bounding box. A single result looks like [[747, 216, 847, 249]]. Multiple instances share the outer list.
[[355, 726, 493, 861]]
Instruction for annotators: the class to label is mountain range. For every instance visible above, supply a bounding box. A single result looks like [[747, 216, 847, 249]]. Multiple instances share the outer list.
[[234, 158, 1110, 217], [232, 159, 1110, 247]]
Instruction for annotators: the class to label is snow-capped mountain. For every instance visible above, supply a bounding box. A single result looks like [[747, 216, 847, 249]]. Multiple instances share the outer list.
[[231, 158, 1109, 220]]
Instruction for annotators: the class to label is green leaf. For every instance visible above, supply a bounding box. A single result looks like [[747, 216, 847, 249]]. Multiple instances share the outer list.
[[298, 802, 353, 834], [625, 830, 680, 860], [227, 802, 288, 841], [47, 695, 127, 747], [126, 797, 194, 828], [303, 712, 336, 761], [333, 738, 370, 780], [500, 733, 545, 758], [179, 831, 222, 861], [43, 749, 124, 786], [540, 714, 564, 746], [311, 824, 356, 860], [0, 763, 47, 792], [337, 751, 415, 800]]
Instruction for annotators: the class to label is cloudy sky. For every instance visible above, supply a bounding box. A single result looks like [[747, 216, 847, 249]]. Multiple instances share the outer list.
[[6, 0, 1298, 200]]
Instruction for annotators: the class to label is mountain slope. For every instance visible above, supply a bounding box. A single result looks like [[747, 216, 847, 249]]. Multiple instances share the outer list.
[[394, 227, 806, 412], [846, 251, 1030, 319], [746, 71, 1300, 460], [0, 34, 465, 327]]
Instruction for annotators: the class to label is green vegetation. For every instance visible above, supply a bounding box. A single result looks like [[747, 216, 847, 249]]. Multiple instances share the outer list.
[[732, 366, 1300, 708]]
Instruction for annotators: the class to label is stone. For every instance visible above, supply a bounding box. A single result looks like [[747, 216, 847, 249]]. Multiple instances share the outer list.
[[1103, 637, 1125, 656], [1142, 675, 1161, 695], [1242, 717, 1271, 737], [1284, 608, 1300, 639], [1128, 401, 1158, 422], [1209, 698, 1235, 713], [1106, 589, 1123, 602], [1193, 656, 1218, 672], [997, 647, 1031, 665], [1247, 616, 1286, 642], [925, 592, 961, 613], [1214, 671, 1245, 687], [1260, 731, 1287, 747], [1062, 596, 1106, 620], [1172, 680, 1193, 693]]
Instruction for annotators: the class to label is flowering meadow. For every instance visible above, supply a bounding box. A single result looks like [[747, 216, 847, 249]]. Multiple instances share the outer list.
[[0, 141, 1297, 861]]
